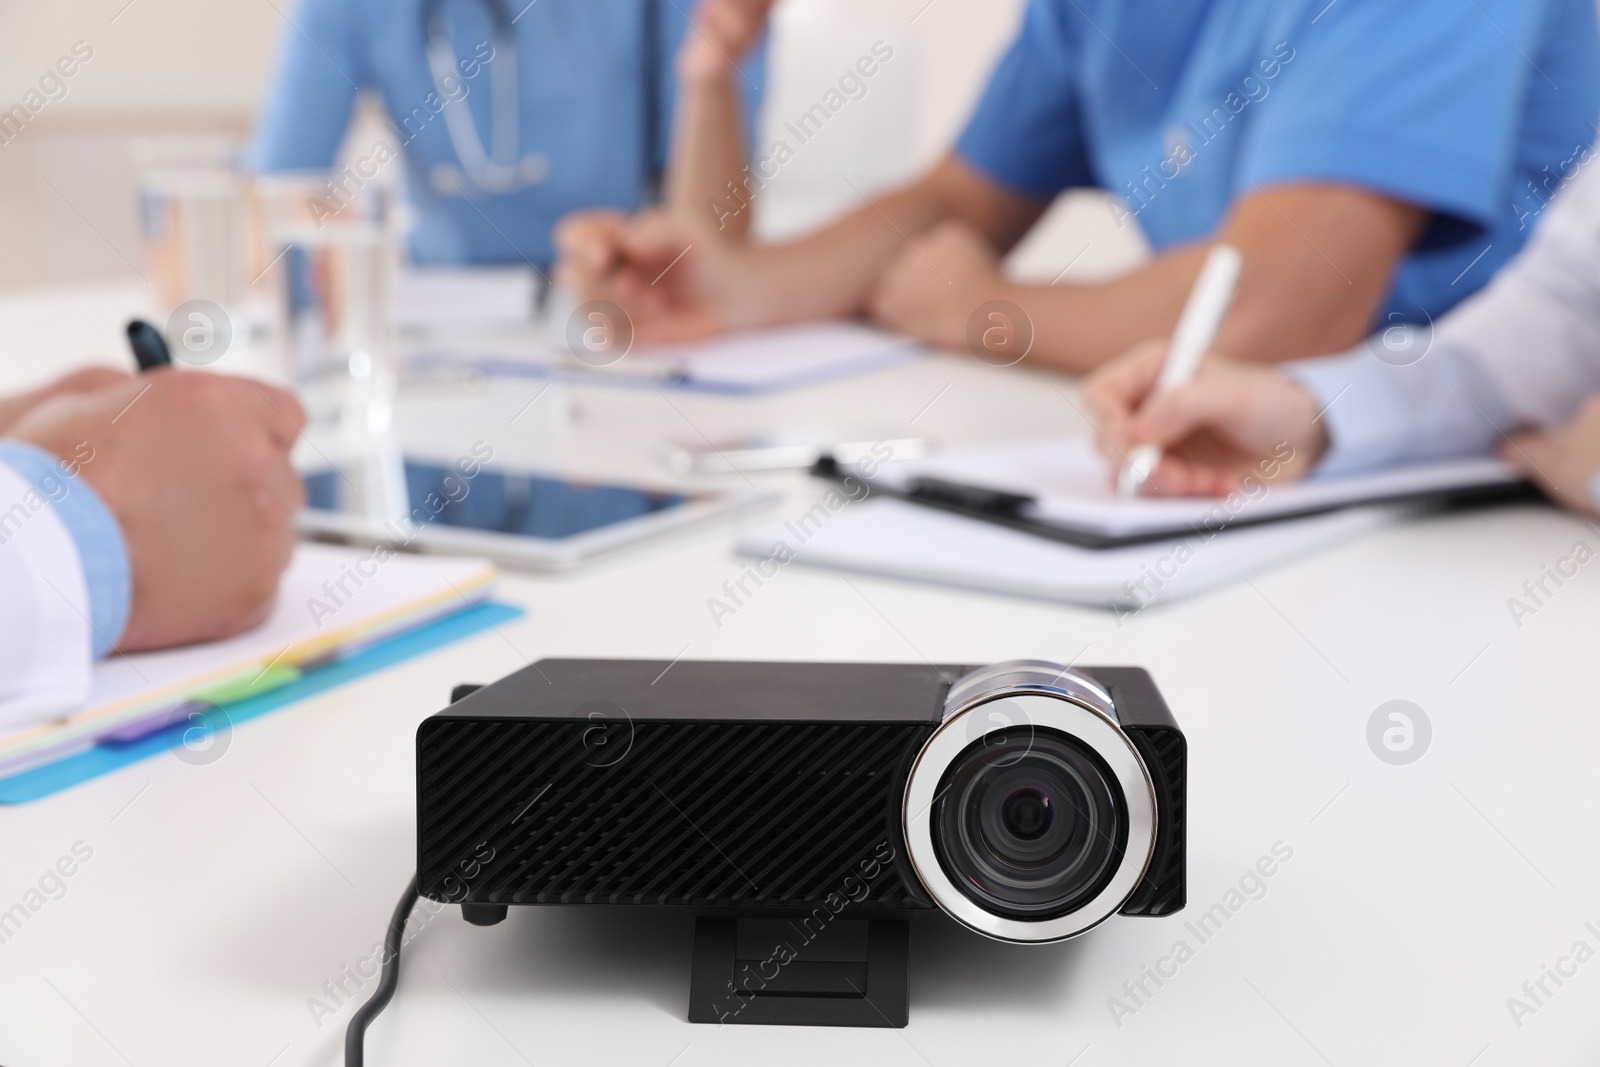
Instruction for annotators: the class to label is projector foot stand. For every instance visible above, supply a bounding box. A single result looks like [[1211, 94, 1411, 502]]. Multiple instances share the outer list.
[[460, 902, 507, 926], [687, 916, 909, 1027]]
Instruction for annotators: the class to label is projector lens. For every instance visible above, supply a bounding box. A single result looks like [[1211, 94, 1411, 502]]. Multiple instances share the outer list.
[[934, 726, 1127, 920], [1000, 788, 1054, 841]]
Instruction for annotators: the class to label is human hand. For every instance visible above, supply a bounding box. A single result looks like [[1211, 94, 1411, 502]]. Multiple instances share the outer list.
[[1501, 397, 1600, 516], [678, 0, 775, 82], [868, 221, 1006, 350], [0, 366, 132, 436], [554, 208, 759, 343], [1081, 340, 1327, 496], [8, 369, 306, 652]]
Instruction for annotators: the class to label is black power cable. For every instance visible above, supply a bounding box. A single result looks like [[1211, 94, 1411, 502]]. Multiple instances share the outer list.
[[345, 874, 420, 1067]]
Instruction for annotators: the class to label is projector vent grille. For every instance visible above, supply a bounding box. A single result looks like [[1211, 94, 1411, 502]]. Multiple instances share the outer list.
[[1119, 725, 1186, 916], [417, 719, 934, 909]]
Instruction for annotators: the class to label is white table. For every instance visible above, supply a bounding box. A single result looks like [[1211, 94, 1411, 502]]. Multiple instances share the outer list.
[[2, 283, 1597, 1067]]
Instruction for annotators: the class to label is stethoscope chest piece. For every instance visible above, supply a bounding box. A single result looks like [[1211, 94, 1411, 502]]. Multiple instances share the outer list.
[[428, 153, 549, 198], [424, 0, 553, 197], [421, 0, 658, 199]]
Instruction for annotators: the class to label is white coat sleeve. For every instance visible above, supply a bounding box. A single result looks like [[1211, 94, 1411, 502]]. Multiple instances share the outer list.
[[0, 460, 95, 731]]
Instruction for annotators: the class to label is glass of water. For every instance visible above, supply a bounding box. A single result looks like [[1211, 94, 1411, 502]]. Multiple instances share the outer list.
[[256, 173, 409, 527]]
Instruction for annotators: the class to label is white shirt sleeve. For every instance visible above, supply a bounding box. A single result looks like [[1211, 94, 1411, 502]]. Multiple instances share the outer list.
[[0, 460, 94, 731], [1286, 153, 1600, 491], [1431, 152, 1600, 428]]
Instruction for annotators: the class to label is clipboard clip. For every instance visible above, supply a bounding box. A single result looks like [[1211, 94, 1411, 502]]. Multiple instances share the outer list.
[[907, 477, 1036, 519], [809, 456, 1036, 521], [812, 457, 1036, 524]]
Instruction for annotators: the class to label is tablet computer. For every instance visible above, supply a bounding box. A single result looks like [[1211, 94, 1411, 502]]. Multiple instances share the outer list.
[[297, 456, 776, 571]]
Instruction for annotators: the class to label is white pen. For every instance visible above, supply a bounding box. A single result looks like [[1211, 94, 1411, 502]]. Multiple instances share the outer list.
[[1116, 243, 1243, 498]]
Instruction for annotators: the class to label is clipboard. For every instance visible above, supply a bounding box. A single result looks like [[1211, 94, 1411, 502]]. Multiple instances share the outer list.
[[814, 437, 1539, 550]]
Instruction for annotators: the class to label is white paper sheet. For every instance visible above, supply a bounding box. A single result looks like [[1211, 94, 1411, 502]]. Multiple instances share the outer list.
[[627, 321, 920, 391], [475, 320, 921, 393]]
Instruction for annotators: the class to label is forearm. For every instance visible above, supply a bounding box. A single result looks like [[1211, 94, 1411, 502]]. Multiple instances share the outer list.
[[1005, 184, 1420, 374], [1000, 254, 1382, 375], [1287, 169, 1600, 477], [740, 181, 960, 324], [666, 69, 752, 240], [993, 246, 1212, 373], [740, 156, 1041, 326], [1430, 168, 1600, 429]]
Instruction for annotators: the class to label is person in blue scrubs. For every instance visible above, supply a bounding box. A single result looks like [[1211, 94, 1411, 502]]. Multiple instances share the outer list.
[[556, 0, 1600, 371], [253, 0, 765, 269]]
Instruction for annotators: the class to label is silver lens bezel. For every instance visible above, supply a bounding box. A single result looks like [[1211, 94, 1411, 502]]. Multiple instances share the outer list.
[[903, 690, 1157, 943]]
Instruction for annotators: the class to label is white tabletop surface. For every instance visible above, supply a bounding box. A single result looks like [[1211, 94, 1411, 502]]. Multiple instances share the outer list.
[[2, 282, 1598, 1067]]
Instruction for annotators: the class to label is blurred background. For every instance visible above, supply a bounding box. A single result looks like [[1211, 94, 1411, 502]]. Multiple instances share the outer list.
[[0, 0, 1142, 301]]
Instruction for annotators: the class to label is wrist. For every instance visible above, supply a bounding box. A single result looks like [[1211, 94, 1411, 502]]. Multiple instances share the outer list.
[[719, 247, 781, 330], [0, 397, 30, 436], [1291, 381, 1330, 468], [676, 45, 743, 88], [993, 279, 1031, 310], [977, 281, 1037, 360], [1308, 420, 1330, 467]]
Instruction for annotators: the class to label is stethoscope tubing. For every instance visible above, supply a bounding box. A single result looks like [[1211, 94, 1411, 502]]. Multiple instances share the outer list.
[[419, 0, 662, 200]]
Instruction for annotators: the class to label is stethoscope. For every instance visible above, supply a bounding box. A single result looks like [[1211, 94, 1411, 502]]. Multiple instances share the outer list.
[[421, 0, 660, 200]]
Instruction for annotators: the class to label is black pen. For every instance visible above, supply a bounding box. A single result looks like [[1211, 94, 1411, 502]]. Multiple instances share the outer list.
[[125, 319, 172, 370]]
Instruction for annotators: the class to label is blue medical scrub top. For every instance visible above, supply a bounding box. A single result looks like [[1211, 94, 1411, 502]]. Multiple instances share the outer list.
[[254, 0, 765, 267], [957, 0, 1600, 325]]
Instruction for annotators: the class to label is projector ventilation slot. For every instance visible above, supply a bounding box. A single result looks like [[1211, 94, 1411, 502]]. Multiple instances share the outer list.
[[418, 719, 933, 909]]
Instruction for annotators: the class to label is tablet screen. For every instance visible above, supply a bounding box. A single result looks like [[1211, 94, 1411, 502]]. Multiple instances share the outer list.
[[304, 459, 693, 542]]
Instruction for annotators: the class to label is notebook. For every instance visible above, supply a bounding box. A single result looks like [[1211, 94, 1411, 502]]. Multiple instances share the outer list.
[[391, 265, 539, 328], [735, 496, 1405, 611], [473, 320, 922, 394], [841, 437, 1528, 548], [0, 543, 496, 775]]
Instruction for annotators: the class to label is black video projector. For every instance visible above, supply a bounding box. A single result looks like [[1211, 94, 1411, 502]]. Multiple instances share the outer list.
[[416, 658, 1185, 1026]]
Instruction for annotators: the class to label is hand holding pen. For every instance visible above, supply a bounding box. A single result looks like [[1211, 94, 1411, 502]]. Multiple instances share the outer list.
[[1084, 247, 1328, 497]]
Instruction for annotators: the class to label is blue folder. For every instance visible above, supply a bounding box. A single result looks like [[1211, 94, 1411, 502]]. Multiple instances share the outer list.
[[0, 601, 524, 804]]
